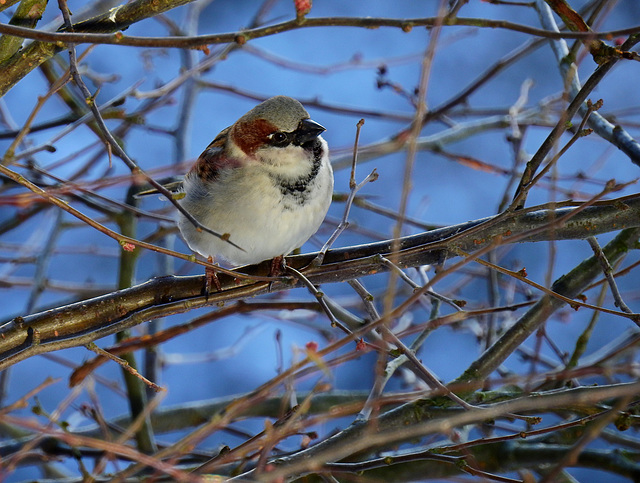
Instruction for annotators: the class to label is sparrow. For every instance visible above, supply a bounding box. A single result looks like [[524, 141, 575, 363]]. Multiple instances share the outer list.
[[176, 96, 334, 269]]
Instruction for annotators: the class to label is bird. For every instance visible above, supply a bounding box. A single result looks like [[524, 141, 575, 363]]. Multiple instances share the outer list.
[[176, 96, 333, 279]]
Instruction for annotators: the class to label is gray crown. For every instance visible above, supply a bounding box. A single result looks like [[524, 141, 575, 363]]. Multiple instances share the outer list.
[[239, 96, 310, 132]]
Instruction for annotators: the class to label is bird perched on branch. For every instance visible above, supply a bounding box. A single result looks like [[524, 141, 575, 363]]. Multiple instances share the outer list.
[[176, 96, 333, 281]]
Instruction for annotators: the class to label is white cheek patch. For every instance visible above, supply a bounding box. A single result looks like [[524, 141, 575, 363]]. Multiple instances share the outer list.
[[257, 145, 312, 178]]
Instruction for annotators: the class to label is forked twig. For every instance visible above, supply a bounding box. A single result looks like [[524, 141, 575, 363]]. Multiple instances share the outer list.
[[85, 343, 164, 393], [587, 236, 633, 315], [313, 119, 377, 266], [285, 265, 352, 335]]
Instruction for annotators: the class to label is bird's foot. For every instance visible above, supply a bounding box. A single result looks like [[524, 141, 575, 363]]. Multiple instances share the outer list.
[[267, 255, 287, 292], [205, 256, 222, 296]]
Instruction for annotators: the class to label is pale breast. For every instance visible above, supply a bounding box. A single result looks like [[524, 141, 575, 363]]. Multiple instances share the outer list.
[[177, 159, 332, 266]]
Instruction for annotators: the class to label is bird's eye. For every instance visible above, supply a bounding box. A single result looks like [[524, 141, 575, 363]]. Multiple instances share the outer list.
[[269, 132, 288, 145]]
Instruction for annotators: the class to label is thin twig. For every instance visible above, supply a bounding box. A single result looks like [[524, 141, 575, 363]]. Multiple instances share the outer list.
[[378, 255, 463, 311], [85, 343, 164, 393], [510, 98, 600, 210], [285, 265, 352, 335], [314, 119, 376, 266], [347, 279, 387, 421], [586, 236, 633, 314]]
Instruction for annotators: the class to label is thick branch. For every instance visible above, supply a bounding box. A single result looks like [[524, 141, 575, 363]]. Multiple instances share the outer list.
[[0, 16, 639, 48], [1, 13, 639, 97], [1, 195, 639, 370]]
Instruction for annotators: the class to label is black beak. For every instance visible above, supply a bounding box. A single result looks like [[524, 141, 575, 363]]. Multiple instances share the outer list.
[[294, 118, 326, 145]]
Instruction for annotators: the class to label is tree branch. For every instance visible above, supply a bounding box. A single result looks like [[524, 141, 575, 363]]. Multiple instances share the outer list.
[[1, 13, 639, 97], [1, 194, 639, 370]]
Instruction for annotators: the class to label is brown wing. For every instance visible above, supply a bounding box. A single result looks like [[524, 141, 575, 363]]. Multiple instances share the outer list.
[[136, 128, 232, 197], [188, 126, 243, 182]]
